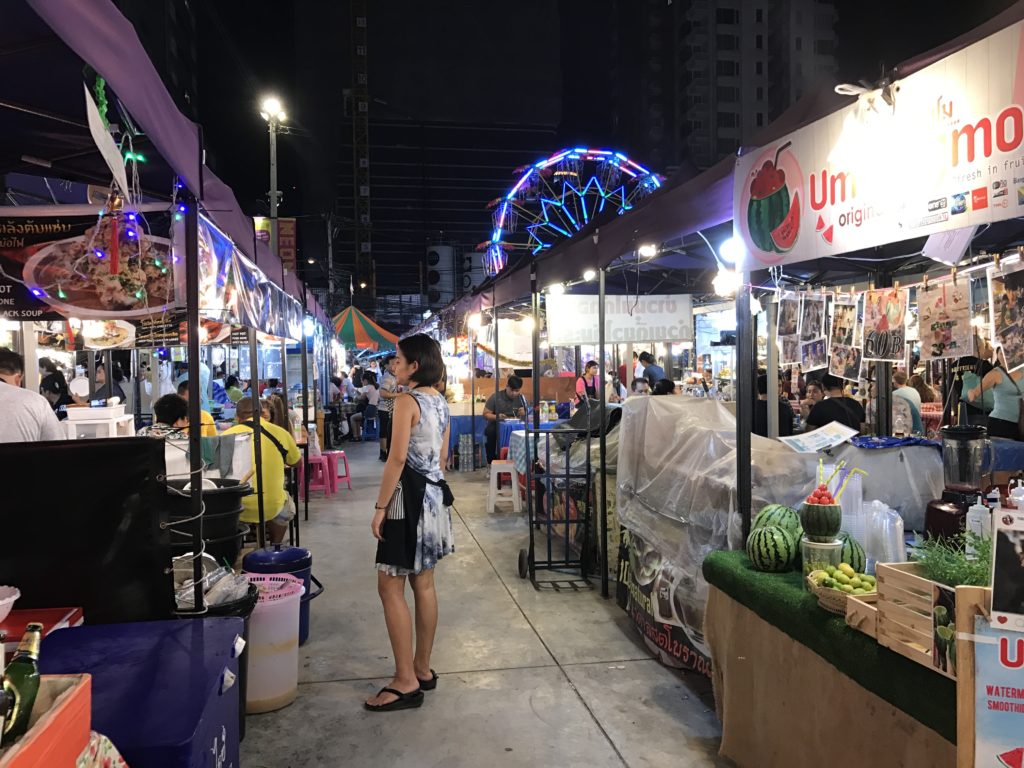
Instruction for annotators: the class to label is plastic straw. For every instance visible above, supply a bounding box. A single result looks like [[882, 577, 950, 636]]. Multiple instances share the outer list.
[[836, 468, 868, 502], [824, 460, 847, 488]]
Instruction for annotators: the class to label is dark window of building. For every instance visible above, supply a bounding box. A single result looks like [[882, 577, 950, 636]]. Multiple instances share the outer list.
[[717, 111, 739, 128], [716, 85, 740, 101], [757, 113, 764, 127], [716, 8, 739, 24], [756, 34, 763, 49], [795, 37, 802, 51], [716, 34, 739, 50], [716, 60, 740, 76], [756, 61, 763, 75], [814, 39, 834, 55], [756, 9, 764, 22]]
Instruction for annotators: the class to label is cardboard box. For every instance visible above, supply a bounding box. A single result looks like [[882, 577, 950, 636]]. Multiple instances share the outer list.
[[0, 674, 91, 768]]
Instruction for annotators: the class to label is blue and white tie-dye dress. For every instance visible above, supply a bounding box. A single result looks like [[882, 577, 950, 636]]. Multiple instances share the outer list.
[[377, 389, 454, 576]]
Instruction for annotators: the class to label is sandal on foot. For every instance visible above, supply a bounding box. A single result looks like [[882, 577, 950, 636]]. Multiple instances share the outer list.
[[364, 687, 424, 712], [417, 670, 438, 691]]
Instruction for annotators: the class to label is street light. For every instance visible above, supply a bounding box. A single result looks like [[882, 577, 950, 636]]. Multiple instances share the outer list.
[[259, 95, 287, 264]]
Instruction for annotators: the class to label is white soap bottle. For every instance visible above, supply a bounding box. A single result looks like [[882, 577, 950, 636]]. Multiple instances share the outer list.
[[965, 496, 991, 560]]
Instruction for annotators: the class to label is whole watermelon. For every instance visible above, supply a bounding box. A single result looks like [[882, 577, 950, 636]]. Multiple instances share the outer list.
[[746, 525, 797, 573], [753, 504, 802, 542], [837, 531, 866, 573]]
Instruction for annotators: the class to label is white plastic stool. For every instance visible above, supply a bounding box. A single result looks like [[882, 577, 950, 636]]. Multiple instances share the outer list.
[[488, 459, 521, 514]]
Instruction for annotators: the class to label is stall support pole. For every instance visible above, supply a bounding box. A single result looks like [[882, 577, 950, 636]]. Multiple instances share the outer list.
[[470, 329, 477, 470], [528, 266, 541, 580], [301, 301, 310, 521], [736, 281, 754, 541], [183, 194, 205, 611], [249, 327, 267, 549], [875, 272, 893, 436], [280, 339, 289, 404], [87, 351, 96, 394], [493, 286, 500, 407], [767, 297, 780, 438], [597, 268, 609, 598]]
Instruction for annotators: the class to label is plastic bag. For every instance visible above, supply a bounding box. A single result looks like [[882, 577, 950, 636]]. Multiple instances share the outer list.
[[864, 500, 905, 574]]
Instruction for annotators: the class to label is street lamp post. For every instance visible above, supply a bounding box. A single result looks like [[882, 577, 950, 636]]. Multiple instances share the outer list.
[[259, 96, 287, 261]]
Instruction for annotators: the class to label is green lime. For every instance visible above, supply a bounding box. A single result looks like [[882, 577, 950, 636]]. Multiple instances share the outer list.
[[834, 573, 851, 585], [841, 584, 855, 594], [849, 577, 863, 589], [852, 588, 866, 595]]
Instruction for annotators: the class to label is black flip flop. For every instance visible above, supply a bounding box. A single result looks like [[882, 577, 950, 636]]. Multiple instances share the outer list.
[[418, 670, 438, 691], [364, 687, 424, 712]]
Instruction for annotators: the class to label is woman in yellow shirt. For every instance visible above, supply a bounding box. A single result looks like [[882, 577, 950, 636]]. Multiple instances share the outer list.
[[177, 381, 217, 436]]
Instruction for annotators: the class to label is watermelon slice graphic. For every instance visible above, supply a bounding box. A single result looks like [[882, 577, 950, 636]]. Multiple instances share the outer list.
[[816, 214, 825, 232], [821, 224, 834, 245], [998, 746, 1024, 768]]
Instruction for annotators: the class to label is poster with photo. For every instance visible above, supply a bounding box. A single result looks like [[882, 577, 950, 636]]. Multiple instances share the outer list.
[[830, 297, 858, 347], [800, 338, 827, 371], [973, 615, 1024, 767], [829, 344, 863, 381], [800, 293, 827, 341], [918, 280, 971, 361], [988, 264, 1024, 372], [862, 288, 908, 362], [777, 292, 801, 365]]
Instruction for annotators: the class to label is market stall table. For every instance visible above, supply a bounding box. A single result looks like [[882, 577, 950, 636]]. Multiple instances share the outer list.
[[448, 414, 488, 455], [499, 418, 566, 451], [508, 422, 572, 474], [702, 550, 955, 768]]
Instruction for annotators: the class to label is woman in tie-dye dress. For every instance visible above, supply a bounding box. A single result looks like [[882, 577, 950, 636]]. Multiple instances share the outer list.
[[366, 334, 452, 712]]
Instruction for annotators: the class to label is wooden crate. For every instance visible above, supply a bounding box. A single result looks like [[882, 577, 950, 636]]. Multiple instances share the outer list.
[[875, 562, 958, 679], [845, 592, 879, 638], [954, 586, 991, 768]]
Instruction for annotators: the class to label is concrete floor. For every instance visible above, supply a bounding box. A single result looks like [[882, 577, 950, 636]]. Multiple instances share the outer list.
[[241, 442, 728, 768]]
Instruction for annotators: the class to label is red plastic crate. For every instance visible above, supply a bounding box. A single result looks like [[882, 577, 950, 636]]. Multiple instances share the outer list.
[[0, 674, 91, 768]]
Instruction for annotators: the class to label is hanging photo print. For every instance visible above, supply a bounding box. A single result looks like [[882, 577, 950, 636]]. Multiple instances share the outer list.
[[777, 292, 801, 365], [918, 280, 971, 361], [800, 293, 826, 341], [829, 294, 863, 380], [988, 264, 1024, 372], [862, 288, 908, 362], [800, 338, 828, 371]]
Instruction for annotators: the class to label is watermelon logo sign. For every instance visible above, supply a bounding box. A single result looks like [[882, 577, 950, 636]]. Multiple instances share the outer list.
[[974, 616, 1024, 765], [739, 142, 802, 265]]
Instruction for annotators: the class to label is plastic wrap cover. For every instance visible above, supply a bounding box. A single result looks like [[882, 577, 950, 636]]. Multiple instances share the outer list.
[[616, 397, 818, 575]]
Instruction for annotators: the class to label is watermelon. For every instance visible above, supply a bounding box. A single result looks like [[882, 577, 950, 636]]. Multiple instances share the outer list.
[[800, 502, 842, 542], [746, 525, 797, 573], [998, 747, 1024, 768], [747, 185, 790, 252], [752, 504, 802, 542], [837, 531, 866, 573], [769, 191, 800, 252]]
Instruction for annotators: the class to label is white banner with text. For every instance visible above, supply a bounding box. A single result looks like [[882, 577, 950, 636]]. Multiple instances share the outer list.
[[545, 294, 694, 345]]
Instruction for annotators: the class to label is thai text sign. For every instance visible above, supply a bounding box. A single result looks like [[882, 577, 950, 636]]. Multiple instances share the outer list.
[[734, 21, 1024, 267], [545, 293, 693, 345]]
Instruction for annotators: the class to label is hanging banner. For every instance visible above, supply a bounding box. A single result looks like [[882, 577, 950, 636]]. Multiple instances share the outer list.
[[0, 210, 176, 320], [777, 292, 801, 366], [734, 19, 1024, 267], [544, 294, 693, 345], [918, 279, 972, 361], [973, 616, 1024, 766], [829, 294, 862, 380], [862, 288, 908, 362], [988, 264, 1024, 372], [278, 218, 297, 273]]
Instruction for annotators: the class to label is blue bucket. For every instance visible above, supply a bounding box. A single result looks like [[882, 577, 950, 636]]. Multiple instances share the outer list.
[[243, 544, 324, 645]]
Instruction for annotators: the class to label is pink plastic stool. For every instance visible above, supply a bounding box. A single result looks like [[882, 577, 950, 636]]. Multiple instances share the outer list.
[[321, 450, 352, 492], [299, 455, 333, 499]]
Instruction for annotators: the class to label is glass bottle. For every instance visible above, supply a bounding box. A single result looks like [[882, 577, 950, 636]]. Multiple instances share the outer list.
[[2, 623, 42, 746]]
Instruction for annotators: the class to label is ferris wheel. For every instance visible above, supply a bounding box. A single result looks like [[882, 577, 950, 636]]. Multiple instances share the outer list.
[[481, 147, 663, 277]]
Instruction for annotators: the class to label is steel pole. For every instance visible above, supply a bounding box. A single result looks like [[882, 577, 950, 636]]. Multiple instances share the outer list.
[[597, 268, 609, 598], [183, 192, 205, 610], [269, 120, 280, 282], [249, 327, 266, 549], [736, 280, 754, 541]]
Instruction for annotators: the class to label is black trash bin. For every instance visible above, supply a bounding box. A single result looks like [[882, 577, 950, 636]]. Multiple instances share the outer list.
[[204, 582, 259, 741]]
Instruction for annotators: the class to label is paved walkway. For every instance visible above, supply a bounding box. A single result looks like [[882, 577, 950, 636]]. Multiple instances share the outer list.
[[242, 441, 727, 767]]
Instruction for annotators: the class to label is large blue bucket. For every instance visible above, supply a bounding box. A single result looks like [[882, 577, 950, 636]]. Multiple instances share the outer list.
[[243, 544, 324, 645]]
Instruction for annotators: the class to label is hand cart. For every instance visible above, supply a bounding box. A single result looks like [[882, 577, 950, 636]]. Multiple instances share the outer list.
[[517, 422, 594, 590]]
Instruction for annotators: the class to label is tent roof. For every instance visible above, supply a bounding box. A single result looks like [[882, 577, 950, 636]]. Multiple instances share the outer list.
[[334, 307, 398, 351]]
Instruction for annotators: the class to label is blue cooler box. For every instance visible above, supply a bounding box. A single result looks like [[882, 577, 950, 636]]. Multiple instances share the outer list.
[[40, 618, 242, 768]]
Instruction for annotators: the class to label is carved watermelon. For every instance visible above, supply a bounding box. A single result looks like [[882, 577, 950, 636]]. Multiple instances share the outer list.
[[769, 191, 800, 252]]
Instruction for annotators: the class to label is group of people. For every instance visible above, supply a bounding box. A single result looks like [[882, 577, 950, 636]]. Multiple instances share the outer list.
[[331, 357, 402, 461]]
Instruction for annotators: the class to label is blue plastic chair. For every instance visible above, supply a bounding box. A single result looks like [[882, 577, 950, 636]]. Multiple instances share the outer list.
[[362, 405, 380, 440]]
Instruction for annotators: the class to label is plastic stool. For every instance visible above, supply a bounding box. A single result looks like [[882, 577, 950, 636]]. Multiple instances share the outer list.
[[487, 459, 520, 514], [321, 450, 352, 492], [362, 416, 379, 441], [299, 455, 333, 499], [498, 447, 510, 488]]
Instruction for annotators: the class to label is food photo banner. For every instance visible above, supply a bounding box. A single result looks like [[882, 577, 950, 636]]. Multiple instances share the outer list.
[[734, 19, 1024, 267], [828, 294, 862, 380], [0, 210, 176, 320], [918, 279, 971, 361], [545, 294, 693, 345], [988, 263, 1024, 372]]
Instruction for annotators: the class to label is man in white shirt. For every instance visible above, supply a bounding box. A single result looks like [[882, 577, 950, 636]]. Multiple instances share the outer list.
[[0, 349, 66, 443]]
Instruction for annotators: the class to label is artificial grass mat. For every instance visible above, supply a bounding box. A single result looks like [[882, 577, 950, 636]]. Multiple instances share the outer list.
[[703, 550, 956, 743]]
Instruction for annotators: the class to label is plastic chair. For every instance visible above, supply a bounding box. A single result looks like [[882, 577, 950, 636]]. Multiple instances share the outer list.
[[362, 412, 380, 441], [299, 455, 333, 499], [321, 450, 352, 492], [497, 447, 510, 488], [487, 459, 521, 514]]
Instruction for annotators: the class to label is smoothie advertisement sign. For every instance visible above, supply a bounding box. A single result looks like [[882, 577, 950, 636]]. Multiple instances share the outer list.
[[734, 20, 1024, 267]]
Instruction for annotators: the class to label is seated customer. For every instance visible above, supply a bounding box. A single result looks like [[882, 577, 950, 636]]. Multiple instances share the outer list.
[[177, 381, 217, 436], [892, 371, 923, 435], [138, 394, 189, 438], [223, 397, 301, 544], [652, 378, 676, 396], [805, 374, 865, 432], [630, 378, 650, 396], [349, 372, 380, 441], [754, 374, 793, 437]]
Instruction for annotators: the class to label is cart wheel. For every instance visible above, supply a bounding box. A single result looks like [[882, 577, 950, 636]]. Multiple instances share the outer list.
[[518, 549, 529, 579]]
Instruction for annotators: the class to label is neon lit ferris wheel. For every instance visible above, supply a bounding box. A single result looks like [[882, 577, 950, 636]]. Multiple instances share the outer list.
[[481, 147, 663, 277]]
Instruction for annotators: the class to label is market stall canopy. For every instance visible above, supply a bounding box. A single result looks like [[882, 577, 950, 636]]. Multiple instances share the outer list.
[[4, 0, 329, 329], [333, 306, 398, 351]]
